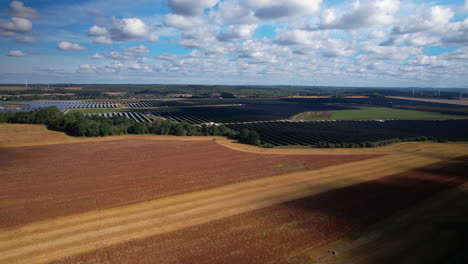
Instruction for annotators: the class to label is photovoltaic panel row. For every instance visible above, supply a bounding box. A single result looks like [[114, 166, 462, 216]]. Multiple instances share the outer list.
[[84, 112, 152, 122]]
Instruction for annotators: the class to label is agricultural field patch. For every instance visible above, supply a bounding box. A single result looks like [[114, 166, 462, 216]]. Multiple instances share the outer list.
[[395, 104, 468, 114], [0, 138, 375, 228], [306, 167, 468, 264], [1, 122, 467, 264], [51, 156, 468, 264], [331, 107, 468, 120], [290, 111, 338, 120], [389, 96, 468, 106]]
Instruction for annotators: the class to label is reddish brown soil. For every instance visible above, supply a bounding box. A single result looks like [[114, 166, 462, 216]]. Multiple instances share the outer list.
[[53, 156, 468, 264], [0, 139, 375, 228]]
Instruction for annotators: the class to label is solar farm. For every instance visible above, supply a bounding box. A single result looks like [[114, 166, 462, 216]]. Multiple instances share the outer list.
[[2, 94, 468, 264], [2, 96, 468, 145]]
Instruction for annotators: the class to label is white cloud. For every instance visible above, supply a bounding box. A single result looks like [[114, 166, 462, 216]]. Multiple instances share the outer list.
[[7, 1, 39, 19], [15, 35, 36, 43], [218, 24, 257, 41], [0, 17, 32, 33], [109, 17, 149, 41], [368, 30, 388, 39], [88, 53, 104, 59], [0, 31, 15, 37], [440, 18, 468, 46], [103, 45, 149, 61], [105, 62, 124, 72], [93, 36, 113, 45], [392, 6, 454, 34], [179, 26, 217, 49], [210, 0, 257, 25], [56, 41, 87, 51], [384, 5, 467, 47], [7, 50, 26, 57], [251, 0, 322, 20], [321, 39, 356, 58], [275, 28, 326, 45], [168, 0, 218, 16], [164, 14, 204, 30], [87, 25, 108, 36], [77, 64, 96, 73], [317, 0, 399, 30], [359, 43, 421, 60], [147, 34, 159, 43]]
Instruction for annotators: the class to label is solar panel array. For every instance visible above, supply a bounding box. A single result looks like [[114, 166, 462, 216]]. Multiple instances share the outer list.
[[0, 101, 118, 112], [84, 112, 152, 122], [122, 101, 165, 108]]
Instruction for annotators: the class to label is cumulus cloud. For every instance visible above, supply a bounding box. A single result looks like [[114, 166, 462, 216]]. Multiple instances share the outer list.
[[316, 0, 399, 30], [275, 28, 326, 46], [179, 26, 217, 49], [93, 36, 113, 45], [368, 30, 388, 39], [321, 39, 356, 58], [0, 31, 15, 38], [7, 50, 26, 57], [359, 43, 421, 60], [218, 24, 257, 41], [6, 1, 39, 19], [103, 45, 149, 61], [86, 9, 103, 17], [392, 6, 454, 34], [0, 17, 32, 33], [252, 0, 322, 20], [87, 25, 108, 36], [382, 5, 467, 46], [164, 14, 204, 30], [168, 0, 218, 16], [210, 0, 257, 25], [56, 41, 87, 51], [88, 53, 104, 59], [109, 17, 149, 41], [147, 34, 159, 43], [15, 35, 36, 43], [77, 64, 96, 73]]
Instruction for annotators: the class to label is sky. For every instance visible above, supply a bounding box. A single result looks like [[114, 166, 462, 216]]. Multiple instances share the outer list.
[[0, 0, 467, 87]]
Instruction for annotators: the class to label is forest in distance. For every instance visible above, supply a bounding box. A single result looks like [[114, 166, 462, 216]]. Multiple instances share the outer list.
[[1, 84, 467, 101]]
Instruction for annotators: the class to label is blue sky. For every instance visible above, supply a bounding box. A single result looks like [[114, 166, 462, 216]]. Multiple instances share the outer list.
[[0, 0, 467, 87]]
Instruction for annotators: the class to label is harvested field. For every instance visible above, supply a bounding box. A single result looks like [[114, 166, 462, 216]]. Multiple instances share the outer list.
[[52, 156, 468, 264], [1, 124, 468, 264], [0, 138, 376, 228], [389, 96, 468, 106], [1, 141, 467, 264]]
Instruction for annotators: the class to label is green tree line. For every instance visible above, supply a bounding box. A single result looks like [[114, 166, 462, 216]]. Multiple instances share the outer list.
[[0, 106, 235, 138]]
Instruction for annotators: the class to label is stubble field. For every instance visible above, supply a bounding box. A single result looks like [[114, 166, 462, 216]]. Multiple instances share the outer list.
[[1, 124, 467, 264]]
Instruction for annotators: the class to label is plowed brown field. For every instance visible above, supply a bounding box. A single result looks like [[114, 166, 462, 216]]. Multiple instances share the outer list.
[[0, 139, 375, 228], [1, 124, 468, 264], [52, 157, 468, 264]]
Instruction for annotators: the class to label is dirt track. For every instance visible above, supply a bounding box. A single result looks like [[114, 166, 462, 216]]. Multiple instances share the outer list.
[[1, 140, 467, 264]]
